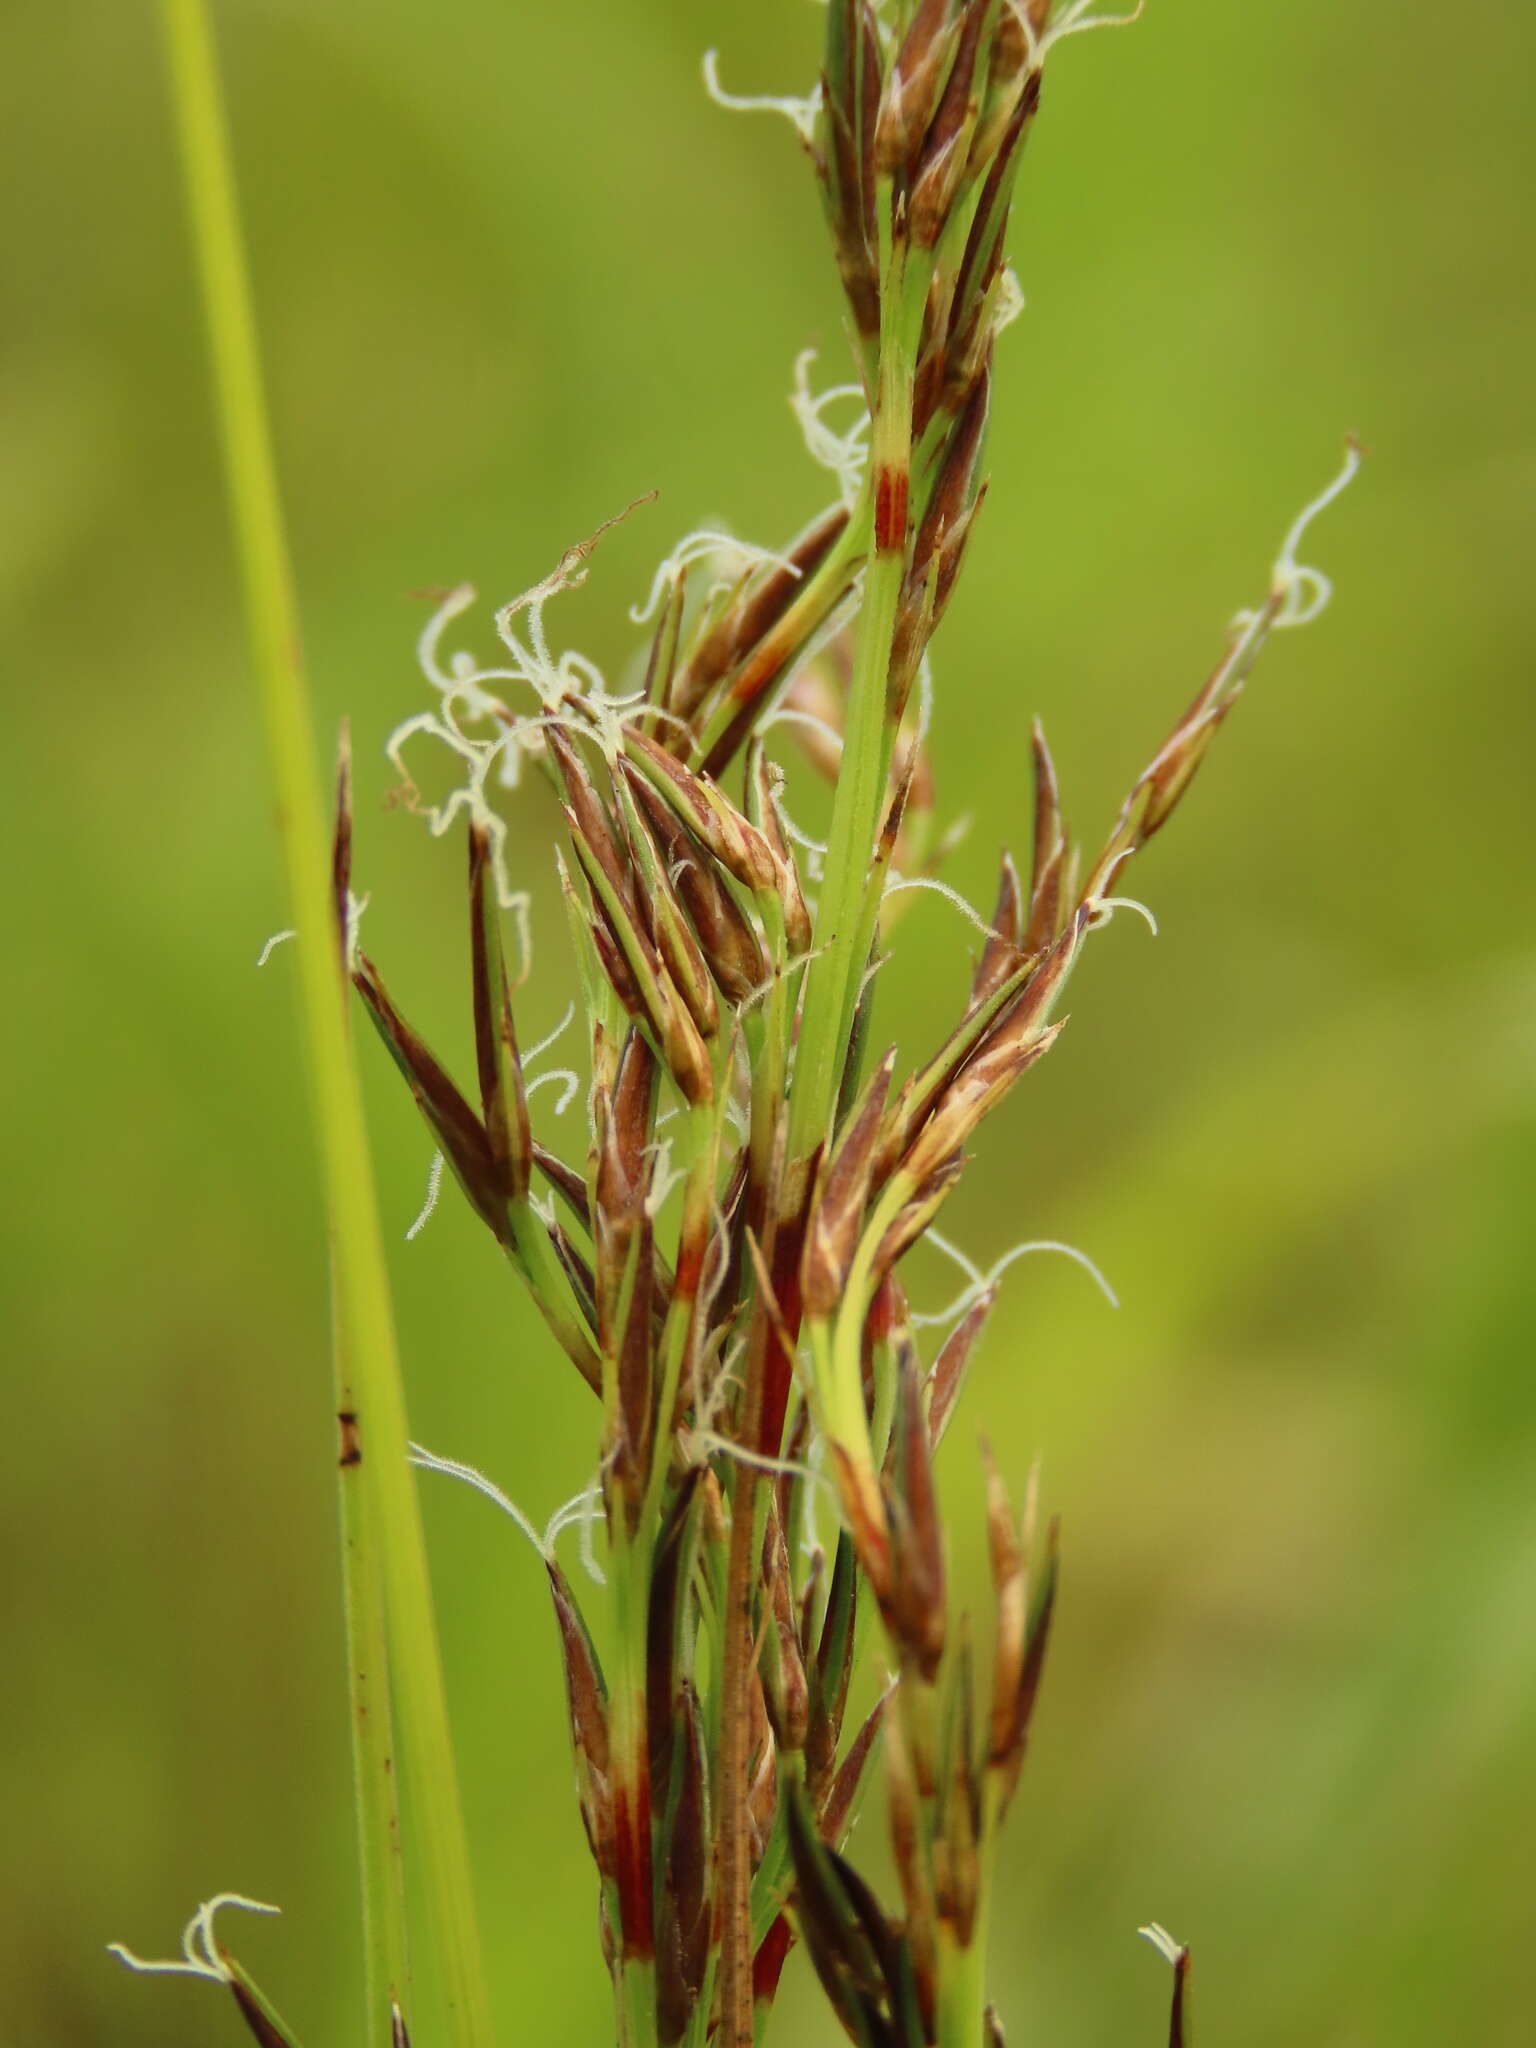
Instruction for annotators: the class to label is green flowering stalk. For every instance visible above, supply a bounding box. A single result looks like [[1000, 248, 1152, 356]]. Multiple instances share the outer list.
[[126, 4, 1355, 2047]]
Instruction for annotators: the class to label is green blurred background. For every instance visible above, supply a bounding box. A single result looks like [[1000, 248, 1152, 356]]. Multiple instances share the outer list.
[[4, 1, 1534, 2042]]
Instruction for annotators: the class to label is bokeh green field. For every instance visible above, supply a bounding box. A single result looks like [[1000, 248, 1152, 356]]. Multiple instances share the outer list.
[[4, 2, 1535, 2042]]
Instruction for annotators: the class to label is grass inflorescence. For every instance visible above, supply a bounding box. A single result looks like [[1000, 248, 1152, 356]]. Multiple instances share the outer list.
[[129, 4, 1355, 2046]]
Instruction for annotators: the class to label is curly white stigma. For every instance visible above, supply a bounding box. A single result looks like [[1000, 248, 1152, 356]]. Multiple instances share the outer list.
[[629, 526, 802, 630], [702, 50, 822, 142], [791, 350, 871, 508], [404, 1149, 446, 1242], [387, 701, 532, 920], [1085, 892, 1158, 936], [1022, 0, 1147, 69], [912, 1227, 1120, 1329], [409, 1441, 608, 1586], [1267, 436, 1363, 628], [390, 500, 659, 913], [255, 889, 367, 974], [108, 1893, 279, 1986]]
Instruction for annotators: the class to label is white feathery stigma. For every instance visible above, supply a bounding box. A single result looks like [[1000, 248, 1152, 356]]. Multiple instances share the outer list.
[[1265, 436, 1363, 629], [526, 1067, 582, 1116], [791, 349, 871, 507], [1086, 893, 1159, 936], [408, 1441, 546, 1557], [883, 872, 1000, 942], [1021, 0, 1147, 70], [405, 1150, 445, 1242], [108, 1894, 280, 1987], [702, 49, 822, 141], [630, 529, 800, 626], [911, 1227, 1119, 1328]]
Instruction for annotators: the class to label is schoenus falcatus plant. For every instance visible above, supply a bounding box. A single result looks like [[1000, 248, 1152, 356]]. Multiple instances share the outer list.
[[126, 3, 1357, 2046]]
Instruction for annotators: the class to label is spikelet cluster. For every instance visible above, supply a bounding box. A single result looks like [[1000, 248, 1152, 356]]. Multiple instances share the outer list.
[[332, 7, 1351, 2046]]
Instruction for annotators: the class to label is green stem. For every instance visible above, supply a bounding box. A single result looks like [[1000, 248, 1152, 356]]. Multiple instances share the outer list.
[[804, 1167, 910, 1492], [611, 1530, 659, 2048], [788, 541, 904, 1160], [333, 1285, 410, 2043], [934, 1776, 1001, 2048], [158, 6, 494, 2043], [789, 240, 926, 1162]]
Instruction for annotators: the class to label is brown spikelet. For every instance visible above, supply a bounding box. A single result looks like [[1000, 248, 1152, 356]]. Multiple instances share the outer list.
[[759, 1495, 810, 1753], [909, 0, 988, 248], [873, 1148, 969, 1279], [751, 1915, 795, 2020], [872, 948, 1036, 1186], [899, 1017, 1064, 1193], [657, 1684, 711, 2044], [819, 1685, 889, 1846], [225, 1972, 301, 2048], [897, 907, 1084, 1187], [994, 1512, 1059, 1816], [669, 502, 851, 724], [623, 767, 771, 1003], [548, 726, 636, 913], [820, 0, 882, 342], [785, 1778, 906, 2046], [745, 741, 815, 958], [967, 0, 1035, 175], [972, 851, 1026, 1008], [351, 953, 501, 1238], [641, 553, 688, 720], [910, 366, 990, 615], [547, 1560, 614, 1879], [875, 0, 960, 179], [881, 1341, 947, 1679], [624, 728, 779, 893], [469, 819, 532, 1205], [950, 75, 1039, 399], [1024, 720, 1068, 951], [647, 1473, 700, 1788], [802, 1047, 897, 1317], [982, 1445, 1025, 1773], [572, 812, 715, 1106], [615, 781, 721, 1041], [927, 1287, 996, 1445]]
